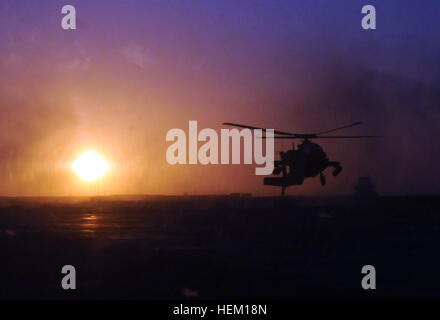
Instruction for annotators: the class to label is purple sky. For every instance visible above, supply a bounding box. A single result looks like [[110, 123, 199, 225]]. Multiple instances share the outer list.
[[0, 0, 439, 196]]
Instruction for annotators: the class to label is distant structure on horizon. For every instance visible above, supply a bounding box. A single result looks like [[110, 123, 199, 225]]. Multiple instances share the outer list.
[[354, 176, 378, 198], [229, 193, 252, 198]]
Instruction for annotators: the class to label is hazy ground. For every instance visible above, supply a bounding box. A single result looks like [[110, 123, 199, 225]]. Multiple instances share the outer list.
[[0, 195, 439, 299]]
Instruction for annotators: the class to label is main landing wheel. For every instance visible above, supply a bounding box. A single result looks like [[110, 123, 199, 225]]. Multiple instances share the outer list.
[[281, 186, 286, 196]]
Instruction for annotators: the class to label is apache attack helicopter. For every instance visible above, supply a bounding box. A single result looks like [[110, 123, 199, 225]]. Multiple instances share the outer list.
[[223, 121, 382, 195]]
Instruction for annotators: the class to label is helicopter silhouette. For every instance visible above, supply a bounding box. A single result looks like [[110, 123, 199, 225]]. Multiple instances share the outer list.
[[223, 121, 382, 195]]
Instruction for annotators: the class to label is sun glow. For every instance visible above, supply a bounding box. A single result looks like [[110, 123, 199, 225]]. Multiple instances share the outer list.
[[72, 152, 109, 181]]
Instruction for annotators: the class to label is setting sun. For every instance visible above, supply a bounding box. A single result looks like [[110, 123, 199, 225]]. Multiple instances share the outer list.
[[72, 152, 109, 181]]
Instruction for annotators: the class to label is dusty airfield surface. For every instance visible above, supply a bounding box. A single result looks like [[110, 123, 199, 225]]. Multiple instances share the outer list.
[[1, 195, 439, 299]]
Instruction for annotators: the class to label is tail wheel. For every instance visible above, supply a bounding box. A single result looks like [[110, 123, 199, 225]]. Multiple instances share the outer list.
[[332, 165, 342, 176]]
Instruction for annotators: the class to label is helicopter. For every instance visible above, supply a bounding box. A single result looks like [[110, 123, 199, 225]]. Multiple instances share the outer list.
[[223, 121, 382, 195]]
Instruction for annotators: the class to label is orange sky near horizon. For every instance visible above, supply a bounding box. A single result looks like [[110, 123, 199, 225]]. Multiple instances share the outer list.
[[1, 1, 440, 197]]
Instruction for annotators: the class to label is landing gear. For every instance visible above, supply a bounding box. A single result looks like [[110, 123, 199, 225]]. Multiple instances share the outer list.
[[281, 186, 286, 196], [332, 164, 342, 176], [328, 161, 342, 176], [320, 172, 326, 186]]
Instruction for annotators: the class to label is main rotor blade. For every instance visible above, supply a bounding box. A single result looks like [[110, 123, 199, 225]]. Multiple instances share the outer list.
[[315, 121, 363, 135], [269, 135, 383, 139], [224, 122, 381, 139], [223, 122, 300, 136], [315, 135, 383, 138]]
